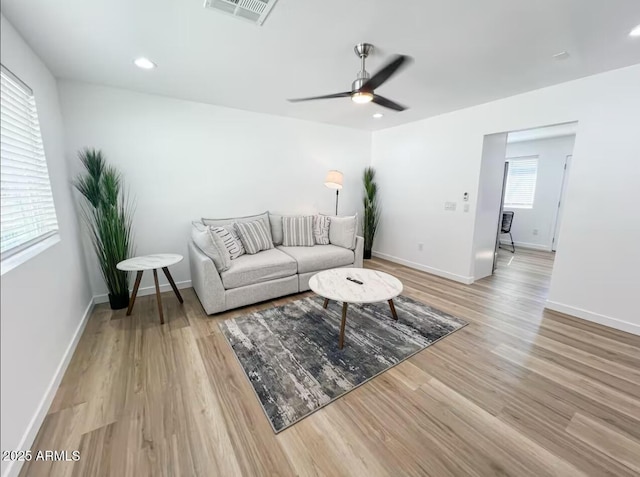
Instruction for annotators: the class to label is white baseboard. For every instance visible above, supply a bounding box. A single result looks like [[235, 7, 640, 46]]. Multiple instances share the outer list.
[[3, 299, 95, 477], [499, 240, 552, 252], [545, 300, 640, 336], [93, 279, 192, 304], [371, 251, 474, 285]]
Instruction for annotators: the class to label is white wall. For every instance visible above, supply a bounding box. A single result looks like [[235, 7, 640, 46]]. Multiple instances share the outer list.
[[504, 135, 576, 250], [57, 81, 372, 298], [372, 64, 640, 335], [0, 16, 93, 477]]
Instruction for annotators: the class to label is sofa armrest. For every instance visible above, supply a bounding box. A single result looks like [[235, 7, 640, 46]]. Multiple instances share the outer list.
[[354, 235, 364, 268], [188, 241, 226, 314]]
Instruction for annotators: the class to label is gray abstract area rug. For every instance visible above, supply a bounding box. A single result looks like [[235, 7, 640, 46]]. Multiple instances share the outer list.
[[218, 295, 468, 433]]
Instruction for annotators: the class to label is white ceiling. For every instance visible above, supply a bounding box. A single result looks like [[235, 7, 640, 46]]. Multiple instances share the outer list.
[[2, 0, 640, 131], [507, 122, 578, 143]]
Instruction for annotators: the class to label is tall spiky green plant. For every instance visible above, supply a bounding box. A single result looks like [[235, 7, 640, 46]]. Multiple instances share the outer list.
[[362, 167, 380, 258], [74, 149, 134, 302]]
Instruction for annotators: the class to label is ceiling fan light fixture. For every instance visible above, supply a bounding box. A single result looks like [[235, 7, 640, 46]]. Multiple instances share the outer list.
[[351, 91, 374, 104]]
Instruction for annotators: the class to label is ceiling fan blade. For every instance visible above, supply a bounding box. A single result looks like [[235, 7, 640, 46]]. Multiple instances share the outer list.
[[372, 94, 407, 112], [362, 55, 412, 92], [287, 92, 351, 102]]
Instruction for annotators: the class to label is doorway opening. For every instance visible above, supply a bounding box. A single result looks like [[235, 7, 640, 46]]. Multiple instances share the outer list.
[[473, 122, 578, 285]]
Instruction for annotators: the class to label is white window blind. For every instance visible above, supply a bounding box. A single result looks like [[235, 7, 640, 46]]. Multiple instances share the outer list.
[[1, 65, 59, 259], [503, 157, 538, 209]]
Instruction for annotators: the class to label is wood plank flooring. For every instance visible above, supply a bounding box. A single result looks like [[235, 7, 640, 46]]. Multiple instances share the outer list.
[[19, 248, 640, 476]]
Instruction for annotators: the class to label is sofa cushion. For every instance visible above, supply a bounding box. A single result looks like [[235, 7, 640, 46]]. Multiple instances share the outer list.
[[282, 215, 315, 247], [220, 248, 297, 289], [234, 219, 274, 254], [191, 222, 230, 272], [277, 245, 355, 274], [269, 213, 283, 245], [202, 211, 269, 229]]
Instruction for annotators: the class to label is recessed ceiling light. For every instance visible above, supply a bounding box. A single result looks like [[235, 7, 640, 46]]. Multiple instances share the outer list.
[[372, 113, 383, 119], [134, 57, 156, 70], [630, 24, 640, 37]]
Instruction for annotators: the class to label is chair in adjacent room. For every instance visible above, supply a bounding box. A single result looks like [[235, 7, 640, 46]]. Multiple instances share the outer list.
[[500, 211, 515, 253]]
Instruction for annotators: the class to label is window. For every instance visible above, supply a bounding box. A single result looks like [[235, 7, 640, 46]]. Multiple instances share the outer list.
[[1, 65, 59, 265], [503, 156, 538, 209]]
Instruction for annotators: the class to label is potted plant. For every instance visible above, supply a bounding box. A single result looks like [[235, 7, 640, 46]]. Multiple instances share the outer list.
[[74, 149, 135, 310], [362, 166, 380, 259]]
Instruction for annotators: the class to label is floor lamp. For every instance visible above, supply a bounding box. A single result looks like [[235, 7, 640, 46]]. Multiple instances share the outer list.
[[324, 170, 343, 215]]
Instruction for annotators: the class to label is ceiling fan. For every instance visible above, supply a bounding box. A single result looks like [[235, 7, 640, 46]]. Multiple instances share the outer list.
[[288, 43, 412, 111]]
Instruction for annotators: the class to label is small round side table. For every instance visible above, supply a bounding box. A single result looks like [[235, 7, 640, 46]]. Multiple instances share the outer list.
[[116, 253, 184, 324]]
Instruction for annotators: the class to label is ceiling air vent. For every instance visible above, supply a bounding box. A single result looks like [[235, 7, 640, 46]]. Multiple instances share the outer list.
[[204, 0, 279, 26]]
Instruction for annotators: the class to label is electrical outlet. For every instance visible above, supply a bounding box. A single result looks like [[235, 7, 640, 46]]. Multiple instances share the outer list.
[[463, 204, 470, 213], [418, 242, 424, 251], [533, 229, 539, 236]]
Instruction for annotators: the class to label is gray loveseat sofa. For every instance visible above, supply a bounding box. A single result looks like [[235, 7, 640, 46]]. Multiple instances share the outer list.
[[189, 212, 364, 315]]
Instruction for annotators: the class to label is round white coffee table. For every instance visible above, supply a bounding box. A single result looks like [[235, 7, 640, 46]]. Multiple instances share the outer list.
[[117, 254, 183, 324], [309, 268, 403, 349]]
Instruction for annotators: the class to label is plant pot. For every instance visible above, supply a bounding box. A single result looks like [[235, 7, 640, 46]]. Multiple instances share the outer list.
[[108, 292, 129, 310], [364, 249, 372, 260]]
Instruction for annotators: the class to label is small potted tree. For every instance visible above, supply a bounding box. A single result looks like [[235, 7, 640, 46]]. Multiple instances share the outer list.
[[74, 149, 135, 309], [362, 167, 380, 260]]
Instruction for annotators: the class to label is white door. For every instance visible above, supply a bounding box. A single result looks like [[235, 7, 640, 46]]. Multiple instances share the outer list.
[[552, 155, 572, 251]]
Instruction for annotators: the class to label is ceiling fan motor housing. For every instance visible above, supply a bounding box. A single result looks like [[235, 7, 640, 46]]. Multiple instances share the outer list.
[[352, 70, 371, 91]]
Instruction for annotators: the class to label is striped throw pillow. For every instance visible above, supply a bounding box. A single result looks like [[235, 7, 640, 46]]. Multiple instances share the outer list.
[[313, 215, 330, 245], [282, 216, 315, 247], [234, 219, 274, 255], [211, 225, 245, 259]]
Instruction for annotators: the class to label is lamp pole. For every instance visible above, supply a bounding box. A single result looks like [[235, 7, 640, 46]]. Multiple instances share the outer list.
[[335, 189, 339, 215]]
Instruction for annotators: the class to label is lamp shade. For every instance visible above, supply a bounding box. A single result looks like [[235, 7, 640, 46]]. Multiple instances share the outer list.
[[324, 170, 344, 190]]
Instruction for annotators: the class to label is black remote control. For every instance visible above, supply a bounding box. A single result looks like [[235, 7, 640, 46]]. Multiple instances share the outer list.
[[346, 277, 363, 285]]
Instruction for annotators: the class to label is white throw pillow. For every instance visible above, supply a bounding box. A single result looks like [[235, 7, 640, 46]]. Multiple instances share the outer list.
[[327, 214, 357, 250], [191, 222, 231, 272]]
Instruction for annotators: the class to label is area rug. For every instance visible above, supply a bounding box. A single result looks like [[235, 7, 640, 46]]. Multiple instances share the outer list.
[[218, 295, 468, 432]]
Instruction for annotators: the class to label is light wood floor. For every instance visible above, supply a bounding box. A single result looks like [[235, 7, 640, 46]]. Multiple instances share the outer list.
[[20, 249, 640, 476]]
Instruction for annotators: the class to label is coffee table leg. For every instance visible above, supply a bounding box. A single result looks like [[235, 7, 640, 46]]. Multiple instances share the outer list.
[[339, 302, 348, 349], [153, 268, 165, 324], [162, 267, 183, 304], [323, 298, 329, 309], [388, 299, 398, 321], [127, 270, 144, 316]]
